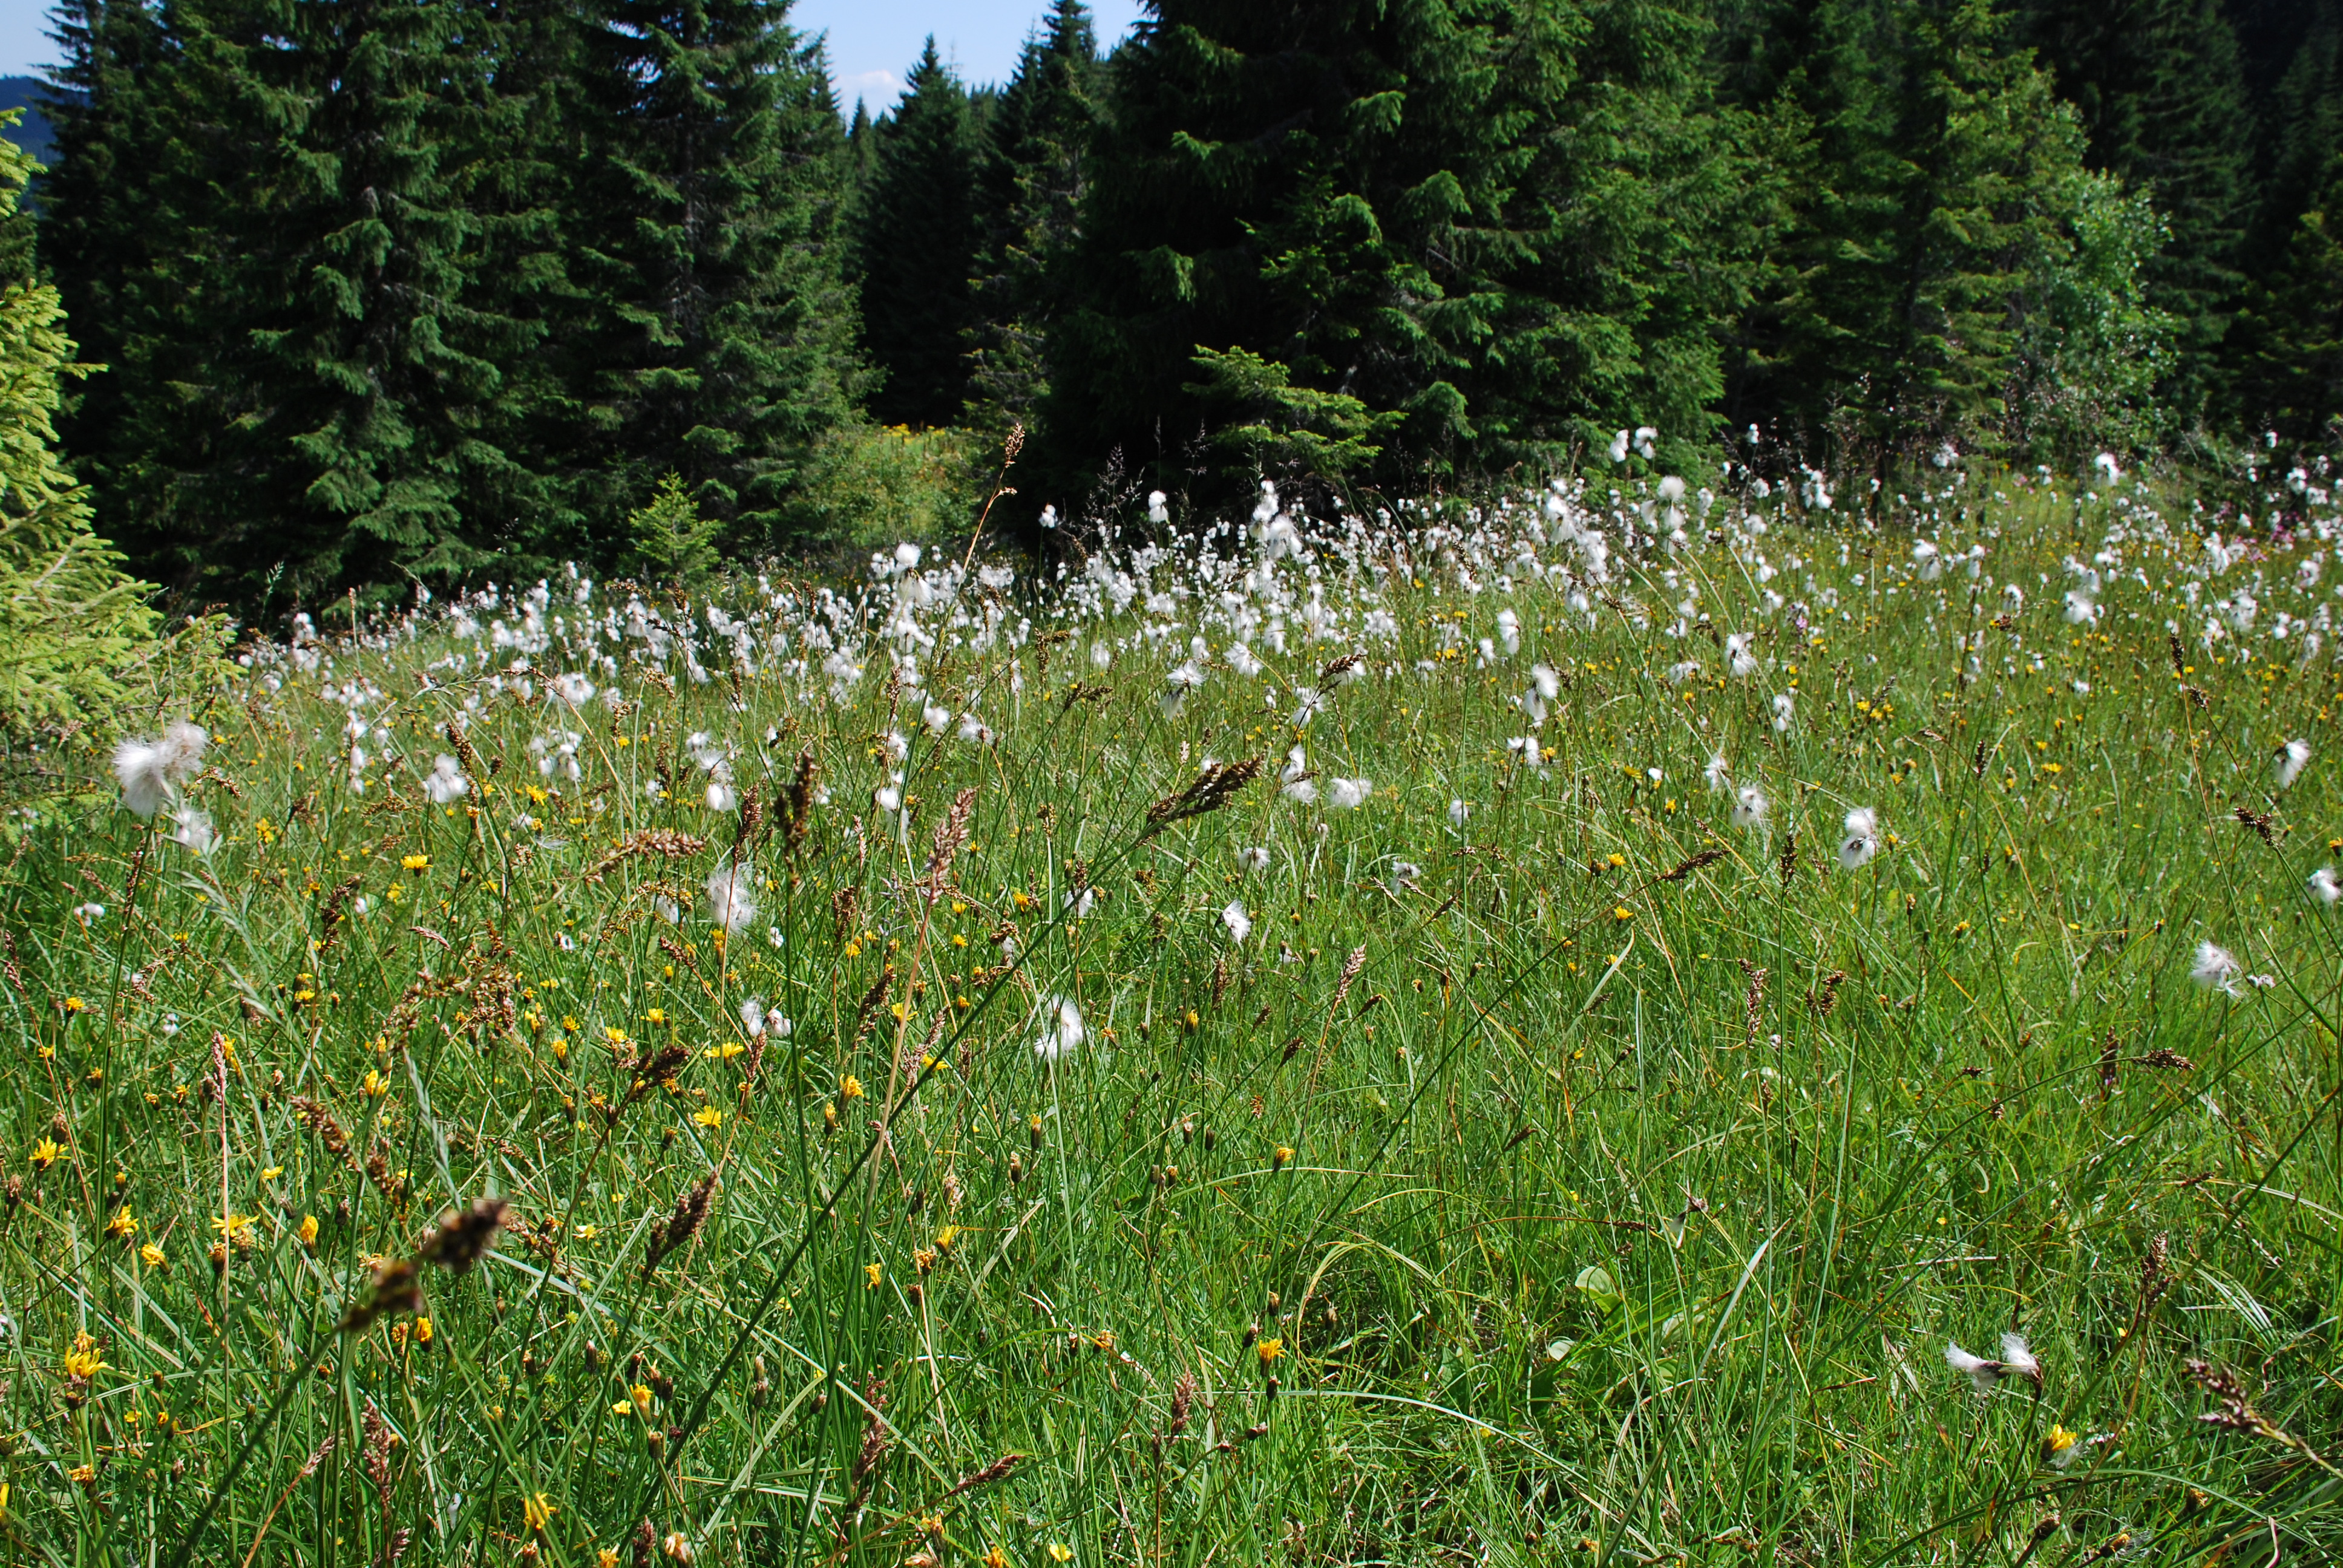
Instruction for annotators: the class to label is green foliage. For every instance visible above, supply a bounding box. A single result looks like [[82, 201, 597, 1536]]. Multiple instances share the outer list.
[[626, 471, 724, 588], [558, 0, 863, 549], [1185, 344, 1403, 476], [0, 116, 158, 756], [2226, 149, 2343, 442], [853, 40, 985, 428], [2017, 0, 2257, 413], [1038, 0, 1761, 508], [1736, 0, 2116, 463], [963, 0, 1104, 431], [791, 422, 989, 552], [2008, 171, 2180, 459]]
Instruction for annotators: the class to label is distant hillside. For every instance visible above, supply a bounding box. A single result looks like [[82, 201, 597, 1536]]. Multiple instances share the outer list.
[[0, 77, 66, 171]]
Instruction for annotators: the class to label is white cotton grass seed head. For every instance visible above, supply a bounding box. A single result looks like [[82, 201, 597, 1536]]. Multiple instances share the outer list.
[[2272, 738, 2310, 789], [1704, 753, 1729, 792], [157, 720, 208, 780], [1034, 996, 1084, 1062], [2191, 940, 2242, 996], [1944, 1341, 2001, 1394], [1732, 785, 1769, 830], [2310, 866, 2342, 906], [1241, 845, 1272, 872], [1997, 1333, 2040, 1382], [1838, 806, 1878, 869], [1328, 777, 1371, 811], [113, 725, 200, 818], [169, 806, 217, 856], [112, 738, 168, 817], [1222, 900, 1251, 944], [425, 754, 470, 804], [704, 863, 756, 935], [1771, 693, 1795, 733], [1449, 799, 1470, 827], [739, 997, 768, 1037]]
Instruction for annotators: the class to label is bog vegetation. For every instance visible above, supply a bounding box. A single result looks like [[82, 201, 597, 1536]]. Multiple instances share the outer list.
[[4, 457, 2342, 1564]]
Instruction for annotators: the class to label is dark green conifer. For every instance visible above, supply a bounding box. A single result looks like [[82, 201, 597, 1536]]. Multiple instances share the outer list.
[[965, 0, 1103, 428], [1038, 0, 1758, 511], [560, 0, 859, 545], [854, 40, 982, 428]]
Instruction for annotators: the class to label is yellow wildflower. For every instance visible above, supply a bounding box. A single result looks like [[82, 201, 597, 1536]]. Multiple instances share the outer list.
[[104, 1208, 137, 1238], [298, 1214, 320, 1247], [1257, 1337, 1284, 1368], [864, 1261, 883, 1289], [29, 1137, 61, 1170], [63, 1332, 106, 1379], [401, 854, 430, 871], [524, 1492, 557, 1532], [139, 1242, 165, 1267], [692, 1105, 723, 1129], [841, 1074, 863, 1100]]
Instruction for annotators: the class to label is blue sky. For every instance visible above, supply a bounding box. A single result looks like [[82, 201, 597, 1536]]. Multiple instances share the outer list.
[[800, 0, 1147, 116], [1, 3, 1150, 112]]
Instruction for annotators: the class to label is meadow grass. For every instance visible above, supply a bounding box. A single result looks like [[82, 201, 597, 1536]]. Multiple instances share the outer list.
[[4, 466, 2341, 1566]]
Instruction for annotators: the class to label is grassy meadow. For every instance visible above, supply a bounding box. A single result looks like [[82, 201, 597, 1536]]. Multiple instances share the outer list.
[[5, 463, 2342, 1566]]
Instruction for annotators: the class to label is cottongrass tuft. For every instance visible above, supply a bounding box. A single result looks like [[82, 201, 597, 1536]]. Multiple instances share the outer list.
[[2272, 737, 2311, 789], [1034, 996, 1084, 1063], [2190, 940, 2242, 996], [2310, 866, 2341, 906], [705, 863, 756, 935], [425, 755, 470, 804], [1837, 806, 1878, 870], [1732, 785, 1769, 830], [114, 721, 209, 817], [1221, 900, 1251, 944]]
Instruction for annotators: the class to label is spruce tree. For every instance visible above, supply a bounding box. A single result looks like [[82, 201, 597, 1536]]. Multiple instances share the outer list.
[[439, 0, 584, 565], [42, 0, 533, 612], [1038, 0, 1759, 511], [561, 0, 859, 544], [965, 0, 1103, 429], [1730, 0, 2118, 463], [2226, 148, 2342, 440], [854, 40, 982, 428], [2017, 0, 2255, 412]]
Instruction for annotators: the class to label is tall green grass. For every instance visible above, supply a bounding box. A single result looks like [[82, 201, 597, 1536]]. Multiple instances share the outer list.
[[2, 468, 2338, 1566]]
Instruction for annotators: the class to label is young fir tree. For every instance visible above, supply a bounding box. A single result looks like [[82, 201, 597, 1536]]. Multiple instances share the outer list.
[[2016, 0, 2255, 413], [963, 0, 1103, 430], [561, 0, 859, 544], [1038, 0, 1758, 512], [0, 117, 159, 751], [854, 40, 983, 428]]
